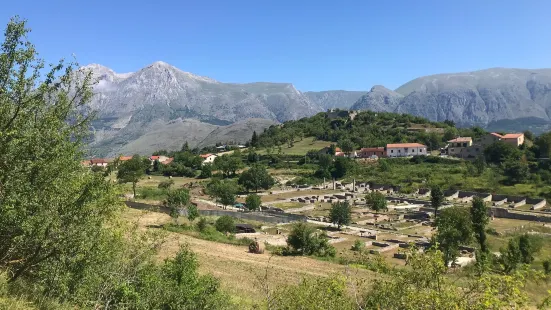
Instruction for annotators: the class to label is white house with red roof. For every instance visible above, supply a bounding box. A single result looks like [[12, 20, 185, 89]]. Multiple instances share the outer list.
[[501, 133, 525, 147], [386, 143, 427, 158], [200, 153, 217, 165]]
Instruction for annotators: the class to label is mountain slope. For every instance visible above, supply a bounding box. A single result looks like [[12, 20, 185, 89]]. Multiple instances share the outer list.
[[351, 68, 551, 130], [304, 90, 365, 110], [82, 62, 322, 156]]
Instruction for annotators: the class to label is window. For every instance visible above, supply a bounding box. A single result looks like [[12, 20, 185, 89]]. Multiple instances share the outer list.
[[391, 150, 394, 153]]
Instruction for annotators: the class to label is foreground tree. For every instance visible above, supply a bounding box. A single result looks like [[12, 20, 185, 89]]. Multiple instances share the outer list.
[[215, 215, 235, 233], [365, 191, 387, 213], [245, 193, 262, 211], [430, 185, 444, 220], [435, 206, 473, 266], [471, 196, 489, 254], [213, 153, 244, 178], [166, 188, 191, 221], [207, 179, 238, 209], [187, 204, 199, 222], [238, 164, 275, 192], [286, 223, 335, 257], [329, 201, 351, 229], [117, 154, 149, 198], [0, 18, 229, 308]]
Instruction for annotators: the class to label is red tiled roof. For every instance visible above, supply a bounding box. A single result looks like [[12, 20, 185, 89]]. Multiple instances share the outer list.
[[447, 137, 472, 143], [360, 147, 385, 152], [90, 158, 108, 164], [335, 147, 342, 152], [200, 153, 213, 158], [150, 155, 160, 160], [386, 143, 426, 148], [119, 156, 132, 161], [161, 157, 174, 165], [490, 133, 503, 138], [502, 133, 523, 139], [335, 152, 345, 156]]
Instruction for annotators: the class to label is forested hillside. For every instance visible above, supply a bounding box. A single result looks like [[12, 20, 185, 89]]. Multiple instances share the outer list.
[[254, 109, 484, 151]]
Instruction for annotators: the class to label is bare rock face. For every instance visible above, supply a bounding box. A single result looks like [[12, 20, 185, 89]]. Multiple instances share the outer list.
[[304, 90, 366, 110], [81, 62, 321, 156], [351, 68, 551, 129]]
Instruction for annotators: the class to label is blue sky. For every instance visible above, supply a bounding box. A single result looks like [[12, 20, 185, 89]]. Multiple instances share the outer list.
[[2, 0, 551, 91]]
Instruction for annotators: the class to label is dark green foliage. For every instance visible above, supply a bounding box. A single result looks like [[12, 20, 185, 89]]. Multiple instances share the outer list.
[[285, 223, 335, 257], [543, 259, 551, 275], [207, 179, 238, 207], [471, 197, 489, 253], [238, 164, 275, 192], [436, 207, 473, 266], [365, 191, 387, 213], [430, 185, 444, 219], [247, 150, 260, 163], [166, 188, 191, 220], [250, 130, 259, 147], [117, 155, 150, 197], [198, 163, 212, 179], [158, 179, 174, 189], [187, 204, 199, 222], [214, 154, 244, 178], [181, 141, 190, 152], [502, 160, 530, 184], [351, 240, 365, 252], [196, 217, 208, 232], [535, 132, 551, 158], [484, 141, 521, 164], [245, 193, 262, 211], [331, 157, 354, 179], [338, 139, 355, 154], [329, 201, 352, 229], [473, 156, 486, 175], [215, 216, 235, 233]]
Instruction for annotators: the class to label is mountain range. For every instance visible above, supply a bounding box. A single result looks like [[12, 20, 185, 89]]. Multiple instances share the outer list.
[[84, 63, 551, 157]]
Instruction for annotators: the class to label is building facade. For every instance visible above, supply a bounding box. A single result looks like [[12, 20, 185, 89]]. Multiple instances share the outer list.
[[386, 143, 427, 158], [358, 147, 385, 158]]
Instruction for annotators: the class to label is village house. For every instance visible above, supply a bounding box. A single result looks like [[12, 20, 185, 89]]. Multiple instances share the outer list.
[[447, 137, 473, 158], [386, 143, 427, 158], [200, 153, 217, 165], [88, 158, 109, 167], [501, 133, 525, 147], [149, 155, 170, 163], [358, 147, 385, 158], [479, 132, 503, 146], [119, 156, 133, 161]]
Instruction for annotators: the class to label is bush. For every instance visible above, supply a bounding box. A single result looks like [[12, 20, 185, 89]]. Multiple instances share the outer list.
[[158, 179, 174, 189], [286, 223, 335, 257], [215, 216, 235, 233], [196, 217, 208, 232], [351, 240, 365, 252]]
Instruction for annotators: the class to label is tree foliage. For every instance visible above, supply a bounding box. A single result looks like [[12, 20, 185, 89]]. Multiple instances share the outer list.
[[215, 216, 235, 233], [329, 201, 351, 229], [471, 196, 489, 253], [117, 155, 149, 197], [238, 164, 275, 192], [245, 193, 262, 211], [166, 188, 191, 220], [365, 191, 387, 213], [286, 223, 335, 257], [435, 206, 473, 266], [207, 179, 238, 207], [430, 185, 444, 219], [484, 141, 521, 164]]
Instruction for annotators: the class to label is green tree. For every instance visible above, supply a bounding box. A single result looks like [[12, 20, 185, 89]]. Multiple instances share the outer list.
[[238, 164, 275, 192], [535, 132, 551, 158], [502, 159, 530, 184], [158, 179, 174, 189], [430, 185, 444, 220], [365, 191, 387, 213], [187, 204, 199, 222], [473, 155, 486, 175], [484, 141, 521, 164], [251, 130, 259, 147], [207, 179, 238, 208], [471, 196, 489, 253], [379, 159, 391, 172], [181, 141, 190, 152], [214, 154, 244, 178], [443, 127, 458, 141], [328, 144, 337, 155], [523, 130, 535, 142], [329, 201, 352, 229], [500, 238, 523, 273], [0, 18, 124, 286], [286, 223, 335, 257], [215, 215, 235, 233], [166, 188, 191, 221], [117, 155, 149, 198], [199, 163, 212, 179], [245, 193, 262, 211], [435, 206, 473, 266], [331, 157, 353, 179], [338, 139, 355, 155]]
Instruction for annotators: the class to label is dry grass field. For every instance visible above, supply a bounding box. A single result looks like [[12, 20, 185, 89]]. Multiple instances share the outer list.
[[123, 208, 374, 306]]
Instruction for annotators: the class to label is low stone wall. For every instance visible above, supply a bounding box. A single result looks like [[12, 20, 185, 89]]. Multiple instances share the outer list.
[[526, 198, 547, 210], [491, 207, 551, 223], [444, 190, 459, 200], [125, 201, 306, 224]]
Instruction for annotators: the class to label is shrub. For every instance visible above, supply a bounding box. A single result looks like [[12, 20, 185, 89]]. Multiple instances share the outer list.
[[196, 217, 208, 232], [215, 216, 235, 233], [351, 240, 365, 252], [158, 179, 174, 189], [286, 223, 335, 257]]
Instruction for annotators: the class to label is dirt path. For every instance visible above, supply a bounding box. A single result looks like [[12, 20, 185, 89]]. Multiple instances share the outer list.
[[124, 208, 374, 304]]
